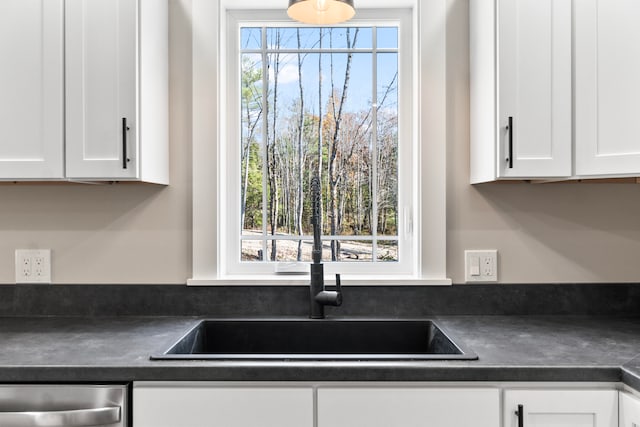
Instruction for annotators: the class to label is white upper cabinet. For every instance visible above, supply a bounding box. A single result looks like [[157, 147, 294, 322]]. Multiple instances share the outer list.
[[0, 0, 64, 179], [575, 0, 640, 177], [0, 0, 167, 183], [65, 0, 168, 184], [65, 0, 137, 180], [498, 0, 572, 179], [504, 389, 618, 427], [473, 0, 640, 182], [470, 0, 572, 183]]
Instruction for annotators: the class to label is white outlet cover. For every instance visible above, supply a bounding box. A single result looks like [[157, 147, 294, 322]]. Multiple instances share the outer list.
[[15, 249, 51, 284], [464, 250, 498, 283]]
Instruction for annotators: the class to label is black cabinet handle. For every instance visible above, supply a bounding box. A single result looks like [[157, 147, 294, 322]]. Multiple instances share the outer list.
[[515, 404, 524, 427], [122, 118, 130, 169], [506, 116, 513, 169]]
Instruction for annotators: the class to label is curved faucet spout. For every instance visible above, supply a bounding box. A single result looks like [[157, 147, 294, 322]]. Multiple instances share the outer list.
[[309, 175, 342, 319]]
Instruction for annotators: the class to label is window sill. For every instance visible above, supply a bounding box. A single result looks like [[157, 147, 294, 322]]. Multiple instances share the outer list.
[[186, 277, 452, 286]]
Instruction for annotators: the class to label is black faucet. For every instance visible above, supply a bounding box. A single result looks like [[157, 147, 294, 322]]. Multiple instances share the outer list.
[[309, 175, 342, 319]]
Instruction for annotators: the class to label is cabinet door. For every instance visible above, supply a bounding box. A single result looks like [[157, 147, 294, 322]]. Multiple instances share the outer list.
[[504, 389, 618, 427], [0, 0, 64, 179], [575, 0, 640, 176], [620, 392, 640, 427], [65, 0, 138, 180], [498, 0, 572, 178], [133, 384, 313, 427], [318, 387, 499, 427]]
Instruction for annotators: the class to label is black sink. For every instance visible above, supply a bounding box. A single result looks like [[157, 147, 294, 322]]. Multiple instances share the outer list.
[[151, 319, 477, 361]]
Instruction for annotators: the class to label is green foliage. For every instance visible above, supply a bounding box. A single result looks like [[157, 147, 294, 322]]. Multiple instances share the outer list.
[[243, 142, 263, 229]]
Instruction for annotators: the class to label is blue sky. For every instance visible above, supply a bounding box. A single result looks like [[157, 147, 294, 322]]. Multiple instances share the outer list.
[[241, 26, 398, 115]]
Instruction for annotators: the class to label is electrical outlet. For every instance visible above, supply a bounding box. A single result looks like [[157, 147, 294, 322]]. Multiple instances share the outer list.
[[481, 256, 493, 276], [15, 249, 51, 283], [465, 250, 498, 283], [20, 256, 32, 279]]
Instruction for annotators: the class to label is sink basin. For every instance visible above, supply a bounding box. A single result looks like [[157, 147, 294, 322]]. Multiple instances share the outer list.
[[151, 319, 477, 361]]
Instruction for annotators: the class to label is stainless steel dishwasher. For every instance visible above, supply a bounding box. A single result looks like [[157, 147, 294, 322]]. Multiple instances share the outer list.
[[0, 384, 127, 427]]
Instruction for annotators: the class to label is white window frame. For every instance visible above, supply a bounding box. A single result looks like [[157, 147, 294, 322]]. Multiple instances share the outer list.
[[228, 11, 412, 277], [189, 0, 448, 286]]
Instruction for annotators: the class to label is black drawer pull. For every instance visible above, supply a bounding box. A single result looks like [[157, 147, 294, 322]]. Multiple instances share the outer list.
[[122, 117, 130, 169], [506, 116, 513, 169], [515, 404, 524, 427]]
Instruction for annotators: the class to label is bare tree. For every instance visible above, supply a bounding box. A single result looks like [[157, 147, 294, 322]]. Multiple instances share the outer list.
[[240, 26, 399, 262], [316, 29, 324, 258], [327, 28, 359, 261], [240, 57, 263, 230], [295, 29, 305, 261], [266, 30, 281, 261]]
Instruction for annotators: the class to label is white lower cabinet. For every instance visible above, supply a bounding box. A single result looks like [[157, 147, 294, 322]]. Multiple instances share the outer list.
[[134, 383, 629, 427], [133, 384, 313, 427], [620, 392, 640, 427], [318, 387, 500, 427], [504, 389, 618, 427], [133, 383, 499, 427]]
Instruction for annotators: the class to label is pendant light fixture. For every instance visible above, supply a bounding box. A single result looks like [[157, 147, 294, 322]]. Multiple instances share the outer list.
[[287, 0, 355, 25]]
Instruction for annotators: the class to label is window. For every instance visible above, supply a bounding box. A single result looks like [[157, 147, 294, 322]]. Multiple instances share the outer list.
[[190, 0, 448, 285], [237, 23, 403, 267]]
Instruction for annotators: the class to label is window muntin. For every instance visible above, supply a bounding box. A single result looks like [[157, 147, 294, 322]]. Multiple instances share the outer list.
[[237, 24, 404, 268]]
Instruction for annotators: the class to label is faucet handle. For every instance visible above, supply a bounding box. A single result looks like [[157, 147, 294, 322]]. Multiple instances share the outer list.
[[312, 273, 343, 312], [334, 274, 343, 306]]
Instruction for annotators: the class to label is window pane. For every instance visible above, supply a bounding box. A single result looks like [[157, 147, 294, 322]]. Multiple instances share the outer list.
[[267, 240, 313, 262], [377, 27, 398, 49], [327, 27, 372, 49], [378, 53, 398, 108], [377, 240, 398, 262], [337, 240, 373, 262], [241, 240, 265, 261], [263, 27, 372, 50], [341, 53, 373, 112], [241, 54, 264, 235], [241, 27, 262, 49], [266, 27, 320, 49], [377, 53, 398, 236]]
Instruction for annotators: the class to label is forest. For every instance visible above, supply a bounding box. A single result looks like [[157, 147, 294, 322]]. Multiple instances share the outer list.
[[240, 27, 399, 263]]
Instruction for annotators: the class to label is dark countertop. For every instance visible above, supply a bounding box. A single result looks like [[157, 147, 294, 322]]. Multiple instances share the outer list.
[[2, 315, 640, 385]]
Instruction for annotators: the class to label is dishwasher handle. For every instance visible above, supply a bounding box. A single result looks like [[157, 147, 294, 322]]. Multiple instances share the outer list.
[[0, 406, 121, 427]]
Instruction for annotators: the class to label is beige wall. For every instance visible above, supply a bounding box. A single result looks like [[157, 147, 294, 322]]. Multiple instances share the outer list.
[[0, 0, 193, 284], [1, 0, 639, 284], [446, 0, 640, 283]]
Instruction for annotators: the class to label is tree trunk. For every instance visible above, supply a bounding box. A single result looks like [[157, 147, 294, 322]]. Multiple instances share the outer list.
[[317, 29, 324, 239], [240, 64, 262, 231], [268, 33, 281, 261], [328, 28, 358, 261], [296, 29, 305, 261]]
